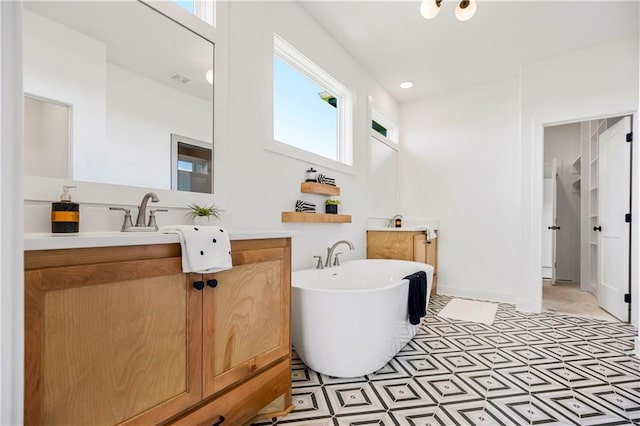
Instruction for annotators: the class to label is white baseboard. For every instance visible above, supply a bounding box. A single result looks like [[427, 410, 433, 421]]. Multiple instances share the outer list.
[[436, 284, 517, 306], [515, 298, 541, 314]]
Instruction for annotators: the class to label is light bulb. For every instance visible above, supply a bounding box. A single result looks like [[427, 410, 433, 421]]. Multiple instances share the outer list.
[[205, 69, 213, 85], [420, 0, 442, 19], [400, 81, 414, 89], [455, 0, 477, 21]]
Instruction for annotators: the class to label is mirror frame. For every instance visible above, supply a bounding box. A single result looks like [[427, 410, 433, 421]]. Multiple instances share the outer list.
[[23, 0, 229, 209]]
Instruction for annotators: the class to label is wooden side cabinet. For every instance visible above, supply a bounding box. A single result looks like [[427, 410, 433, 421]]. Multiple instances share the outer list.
[[367, 230, 439, 294], [24, 238, 293, 426]]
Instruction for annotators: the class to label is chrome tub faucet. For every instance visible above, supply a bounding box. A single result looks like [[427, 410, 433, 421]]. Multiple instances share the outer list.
[[325, 240, 355, 268]]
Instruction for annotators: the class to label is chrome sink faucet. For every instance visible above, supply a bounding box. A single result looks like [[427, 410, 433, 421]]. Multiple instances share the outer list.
[[110, 192, 166, 232], [325, 240, 354, 268], [136, 192, 159, 226]]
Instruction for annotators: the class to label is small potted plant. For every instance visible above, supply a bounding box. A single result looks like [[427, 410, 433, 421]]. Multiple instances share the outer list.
[[187, 203, 222, 225], [325, 199, 341, 214]]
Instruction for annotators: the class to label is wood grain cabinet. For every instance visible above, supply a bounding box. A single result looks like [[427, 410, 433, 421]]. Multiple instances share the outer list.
[[24, 238, 292, 426], [367, 231, 439, 294]]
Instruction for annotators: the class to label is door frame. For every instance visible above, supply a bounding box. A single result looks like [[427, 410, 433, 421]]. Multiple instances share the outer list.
[[534, 112, 635, 324], [542, 158, 558, 282]]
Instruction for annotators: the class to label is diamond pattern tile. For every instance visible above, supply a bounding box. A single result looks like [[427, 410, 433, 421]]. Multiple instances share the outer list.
[[253, 295, 639, 426]]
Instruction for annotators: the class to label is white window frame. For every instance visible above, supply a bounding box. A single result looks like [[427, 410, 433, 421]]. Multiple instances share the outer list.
[[270, 34, 354, 172], [371, 109, 398, 144], [193, 0, 215, 27]]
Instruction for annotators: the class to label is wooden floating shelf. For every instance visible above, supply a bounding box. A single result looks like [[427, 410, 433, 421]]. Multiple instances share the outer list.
[[281, 212, 351, 223], [300, 182, 340, 196]]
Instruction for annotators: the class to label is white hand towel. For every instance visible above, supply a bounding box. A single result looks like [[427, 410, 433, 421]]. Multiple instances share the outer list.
[[160, 225, 232, 273], [425, 226, 438, 241]]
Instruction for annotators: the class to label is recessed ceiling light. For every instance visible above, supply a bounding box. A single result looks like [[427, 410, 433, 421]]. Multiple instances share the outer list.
[[205, 69, 213, 85], [400, 81, 414, 89]]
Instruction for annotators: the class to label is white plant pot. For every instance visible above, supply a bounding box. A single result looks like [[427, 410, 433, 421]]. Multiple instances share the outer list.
[[192, 216, 214, 226]]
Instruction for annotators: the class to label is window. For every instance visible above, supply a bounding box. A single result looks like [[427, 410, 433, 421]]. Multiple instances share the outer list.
[[372, 120, 388, 138], [273, 34, 353, 166], [173, 0, 214, 26], [371, 111, 397, 143]]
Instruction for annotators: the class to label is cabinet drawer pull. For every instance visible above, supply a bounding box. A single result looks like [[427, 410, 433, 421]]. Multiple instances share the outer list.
[[426, 241, 431, 245], [193, 280, 205, 291], [207, 279, 218, 288], [212, 415, 225, 425]]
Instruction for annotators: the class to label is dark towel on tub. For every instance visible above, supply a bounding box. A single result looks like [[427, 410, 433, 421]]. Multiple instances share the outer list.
[[403, 271, 427, 325]]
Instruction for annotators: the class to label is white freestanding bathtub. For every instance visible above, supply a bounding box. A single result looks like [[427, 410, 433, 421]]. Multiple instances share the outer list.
[[292, 259, 434, 378]]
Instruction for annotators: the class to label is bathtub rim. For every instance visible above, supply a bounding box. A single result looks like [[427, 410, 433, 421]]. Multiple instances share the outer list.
[[292, 259, 434, 294]]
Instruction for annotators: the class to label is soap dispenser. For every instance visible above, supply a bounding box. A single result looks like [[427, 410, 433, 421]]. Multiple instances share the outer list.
[[51, 185, 79, 233]]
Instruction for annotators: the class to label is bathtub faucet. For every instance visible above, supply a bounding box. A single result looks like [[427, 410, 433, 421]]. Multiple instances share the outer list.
[[325, 240, 355, 268]]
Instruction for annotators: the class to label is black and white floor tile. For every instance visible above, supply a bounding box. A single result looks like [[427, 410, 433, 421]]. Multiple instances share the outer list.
[[253, 295, 640, 426]]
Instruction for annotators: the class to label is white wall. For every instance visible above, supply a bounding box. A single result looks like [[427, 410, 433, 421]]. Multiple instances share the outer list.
[[519, 38, 639, 315], [23, 10, 212, 191], [0, 2, 24, 424], [106, 63, 212, 189], [22, 1, 399, 272], [543, 123, 581, 283], [22, 9, 108, 183], [400, 78, 522, 303], [219, 1, 398, 270], [400, 38, 639, 312], [636, 6, 640, 355]]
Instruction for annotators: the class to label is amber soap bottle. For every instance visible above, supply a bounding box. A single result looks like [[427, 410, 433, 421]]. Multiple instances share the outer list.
[[51, 185, 79, 233]]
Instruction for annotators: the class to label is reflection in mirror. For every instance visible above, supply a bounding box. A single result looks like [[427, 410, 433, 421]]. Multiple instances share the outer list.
[[369, 136, 398, 218], [171, 134, 212, 194], [22, 1, 214, 193], [173, 0, 215, 26], [24, 95, 71, 179]]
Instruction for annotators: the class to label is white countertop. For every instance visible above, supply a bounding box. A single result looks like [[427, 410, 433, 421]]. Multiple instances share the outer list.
[[367, 227, 430, 232], [24, 230, 296, 251]]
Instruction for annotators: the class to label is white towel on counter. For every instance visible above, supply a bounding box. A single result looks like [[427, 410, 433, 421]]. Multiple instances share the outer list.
[[160, 225, 232, 273], [425, 226, 438, 240]]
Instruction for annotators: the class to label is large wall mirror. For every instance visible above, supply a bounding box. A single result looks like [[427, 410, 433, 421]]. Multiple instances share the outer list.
[[22, 1, 215, 194]]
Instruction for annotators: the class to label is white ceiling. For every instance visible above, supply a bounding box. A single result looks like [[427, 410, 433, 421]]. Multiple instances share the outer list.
[[299, 1, 639, 103]]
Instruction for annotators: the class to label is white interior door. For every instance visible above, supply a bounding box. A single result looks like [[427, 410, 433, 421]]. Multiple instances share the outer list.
[[542, 159, 558, 280], [597, 117, 631, 321]]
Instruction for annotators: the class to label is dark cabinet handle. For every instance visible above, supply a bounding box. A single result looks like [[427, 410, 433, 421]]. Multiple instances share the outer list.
[[426, 241, 432, 245], [548, 226, 561, 230], [212, 415, 225, 426], [593, 226, 602, 232], [207, 279, 218, 288], [193, 281, 205, 291]]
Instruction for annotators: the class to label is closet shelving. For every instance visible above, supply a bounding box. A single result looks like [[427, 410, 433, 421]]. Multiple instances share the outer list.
[[587, 119, 604, 289], [571, 156, 581, 192]]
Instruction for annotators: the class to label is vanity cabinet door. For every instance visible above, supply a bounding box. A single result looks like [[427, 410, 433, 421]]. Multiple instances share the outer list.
[[412, 233, 439, 295], [413, 233, 427, 263], [201, 238, 291, 398], [367, 231, 414, 260], [24, 246, 202, 426]]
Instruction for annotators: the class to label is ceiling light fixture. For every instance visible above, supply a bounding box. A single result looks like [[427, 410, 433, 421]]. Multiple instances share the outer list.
[[420, 0, 477, 21], [205, 69, 213, 85], [420, 0, 442, 19], [400, 81, 414, 89], [455, 0, 477, 21]]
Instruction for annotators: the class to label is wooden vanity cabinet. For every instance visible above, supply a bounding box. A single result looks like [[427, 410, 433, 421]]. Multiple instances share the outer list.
[[24, 238, 292, 426], [367, 230, 439, 294]]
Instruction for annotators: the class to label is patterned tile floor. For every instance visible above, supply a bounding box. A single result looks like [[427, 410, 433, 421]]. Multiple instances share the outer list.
[[254, 294, 640, 426]]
